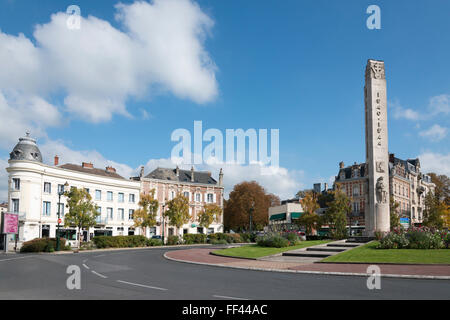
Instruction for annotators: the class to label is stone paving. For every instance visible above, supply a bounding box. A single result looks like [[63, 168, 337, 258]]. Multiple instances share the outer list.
[[165, 248, 450, 279]]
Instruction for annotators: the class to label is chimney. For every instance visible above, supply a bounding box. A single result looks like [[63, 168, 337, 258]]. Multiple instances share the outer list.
[[324, 183, 328, 191], [389, 153, 395, 163], [190, 166, 194, 182], [54, 155, 59, 166], [106, 166, 116, 173], [139, 166, 144, 178], [176, 166, 180, 177], [339, 161, 345, 169], [219, 168, 223, 187], [82, 162, 93, 169]]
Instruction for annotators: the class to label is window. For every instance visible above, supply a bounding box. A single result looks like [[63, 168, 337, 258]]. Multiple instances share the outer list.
[[196, 193, 201, 202], [12, 178, 20, 190], [107, 207, 113, 220], [207, 193, 213, 203], [208, 228, 214, 234], [57, 184, 64, 194], [118, 208, 124, 220], [84, 188, 90, 194], [129, 194, 135, 203], [12, 199, 19, 213], [352, 202, 360, 214], [43, 201, 51, 216], [183, 191, 189, 199], [170, 191, 175, 200], [44, 182, 51, 194], [107, 191, 113, 201], [58, 203, 65, 216], [353, 186, 359, 197], [96, 207, 102, 223], [129, 209, 134, 220], [95, 190, 102, 200], [118, 193, 124, 203]]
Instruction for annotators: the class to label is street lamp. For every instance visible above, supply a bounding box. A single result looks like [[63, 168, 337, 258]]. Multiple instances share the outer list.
[[249, 201, 255, 234], [56, 181, 69, 251], [161, 199, 167, 245]]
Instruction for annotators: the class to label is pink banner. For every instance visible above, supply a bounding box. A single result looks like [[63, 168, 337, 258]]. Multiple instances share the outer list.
[[3, 213, 18, 234]]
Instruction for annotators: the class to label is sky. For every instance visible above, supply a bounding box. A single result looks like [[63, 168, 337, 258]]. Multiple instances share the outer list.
[[0, 0, 449, 201]]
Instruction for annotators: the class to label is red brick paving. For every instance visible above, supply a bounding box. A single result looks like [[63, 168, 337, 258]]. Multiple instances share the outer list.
[[165, 248, 450, 277]]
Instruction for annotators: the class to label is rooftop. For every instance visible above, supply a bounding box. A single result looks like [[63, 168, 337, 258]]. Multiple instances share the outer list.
[[145, 167, 218, 185]]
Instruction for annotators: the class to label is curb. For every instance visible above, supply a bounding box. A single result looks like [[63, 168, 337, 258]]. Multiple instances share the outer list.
[[163, 252, 450, 280]]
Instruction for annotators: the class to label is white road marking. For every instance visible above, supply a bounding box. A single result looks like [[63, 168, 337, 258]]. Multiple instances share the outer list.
[[213, 295, 249, 300], [82, 263, 90, 269], [117, 280, 168, 291], [91, 270, 108, 278], [93, 254, 105, 258], [0, 256, 35, 262]]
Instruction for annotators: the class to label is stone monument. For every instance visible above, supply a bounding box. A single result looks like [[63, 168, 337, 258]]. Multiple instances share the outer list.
[[364, 59, 390, 236]]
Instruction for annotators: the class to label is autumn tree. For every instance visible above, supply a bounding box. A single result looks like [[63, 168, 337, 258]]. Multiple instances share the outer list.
[[133, 189, 159, 237], [64, 188, 99, 249], [428, 173, 450, 205], [297, 191, 322, 236], [165, 193, 190, 236], [198, 203, 222, 230], [423, 192, 445, 229], [324, 188, 351, 239], [224, 181, 280, 232]]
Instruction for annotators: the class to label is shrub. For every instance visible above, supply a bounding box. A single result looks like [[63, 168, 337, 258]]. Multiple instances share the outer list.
[[377, 227, 446, 249], [256, 233, 289, 248], [146, 239, 163, 246], [20, 237, 66, 253], [305, 235, 328, 241], [167, 235, 180, 245], [210, 239, 228, 245], [183, 233, 207, 244], [92, 235, 148, 248], [285, 232, 301, 244], [239, 233, 256, 243], [207, 233, 242, 244]]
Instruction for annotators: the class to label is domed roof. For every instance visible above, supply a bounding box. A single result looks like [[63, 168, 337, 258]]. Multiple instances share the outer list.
[[9, 132, 43, 163]]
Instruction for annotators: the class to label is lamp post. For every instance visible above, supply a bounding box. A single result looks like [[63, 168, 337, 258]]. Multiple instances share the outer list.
[[161, 199, 167, 245], [249, 201, 255, 234], [56, 182, 69, 251]]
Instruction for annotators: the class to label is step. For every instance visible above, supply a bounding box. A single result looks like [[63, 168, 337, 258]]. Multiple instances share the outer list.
[[306, 247, 346, 252], [282, 251, 333, 258], [327, 243, 360, 248], [346, 237, 374, 243]]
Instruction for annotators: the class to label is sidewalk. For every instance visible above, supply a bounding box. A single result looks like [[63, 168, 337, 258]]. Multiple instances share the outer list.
[[164, 248, 450, 280]]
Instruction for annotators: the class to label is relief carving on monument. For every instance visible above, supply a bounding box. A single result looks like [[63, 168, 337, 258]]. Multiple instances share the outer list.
[[376, 161, 385, 173], [376, 176, 387, 204], [366, 61, 385, 80]]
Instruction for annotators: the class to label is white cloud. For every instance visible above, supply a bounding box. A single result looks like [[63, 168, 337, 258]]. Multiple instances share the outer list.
[[389, 100, 420, 121], [419, 124, 448, 142], [0, 158, 8, 201], [0, 0, 218, 123], [428, 94, 450, 116], [418, 152, 450, 176]]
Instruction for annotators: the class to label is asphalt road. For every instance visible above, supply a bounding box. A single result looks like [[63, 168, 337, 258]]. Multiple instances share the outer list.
[[0, 247, 449, 299]]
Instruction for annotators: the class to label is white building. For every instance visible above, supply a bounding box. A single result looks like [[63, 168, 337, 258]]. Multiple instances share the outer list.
[[6, 133, 141, 247], [268, 200, 304, 231]]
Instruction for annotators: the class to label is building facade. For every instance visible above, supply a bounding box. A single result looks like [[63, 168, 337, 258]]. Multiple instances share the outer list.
[[137, 166, 224, 237], [6, 134, 141, 247], [268, 200, 303, 232], [334, 154, 435, 228]]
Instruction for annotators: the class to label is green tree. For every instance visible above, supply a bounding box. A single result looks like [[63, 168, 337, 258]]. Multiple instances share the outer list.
[[297, 191, 322, 235], [423, 191, 445, 229], [165, 193, 190, 235], [64, 188, 99, 249], [133, 189, 159, 237], [198, 203, 222, 229], [389, 195, 401, 229], [325, 188, 351, 239]]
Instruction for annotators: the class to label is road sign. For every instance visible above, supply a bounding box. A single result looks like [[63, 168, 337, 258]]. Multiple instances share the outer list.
[[58, 218, 62, 224]]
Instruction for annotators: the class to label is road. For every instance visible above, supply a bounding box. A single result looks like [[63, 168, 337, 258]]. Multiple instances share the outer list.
[[0, 247, 449, 299]]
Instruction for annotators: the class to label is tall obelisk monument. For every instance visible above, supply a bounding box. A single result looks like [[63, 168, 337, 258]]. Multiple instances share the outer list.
[[364, 59, 390, 236]]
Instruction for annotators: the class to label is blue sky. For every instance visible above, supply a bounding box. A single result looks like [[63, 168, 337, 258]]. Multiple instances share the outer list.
[[0, 0, 449, 200]]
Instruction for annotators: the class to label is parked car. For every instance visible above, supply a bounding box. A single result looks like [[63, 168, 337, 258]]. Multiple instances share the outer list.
[[151, 235, 162, 240]]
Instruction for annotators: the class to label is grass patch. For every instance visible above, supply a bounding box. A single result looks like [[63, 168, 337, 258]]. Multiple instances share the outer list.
[[212, 240, 331, 259], [322, 241, 450, 264]]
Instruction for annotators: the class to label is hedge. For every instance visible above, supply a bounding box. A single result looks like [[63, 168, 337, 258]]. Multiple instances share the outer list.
[[183, 233, 207, 244], [167, 235, 180, 245], [207, 233, 242, 244], [20, 237, 67, 253], [93, 235, 148, 248]]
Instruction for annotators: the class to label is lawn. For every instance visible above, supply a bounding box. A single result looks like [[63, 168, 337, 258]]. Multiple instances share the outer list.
[[212, 240, 331, 259], [322, 241, 450, 264]]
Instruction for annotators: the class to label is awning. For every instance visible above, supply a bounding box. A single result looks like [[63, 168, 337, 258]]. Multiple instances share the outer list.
[[269, 213, 286, 221], [291, 212, 304, 219]]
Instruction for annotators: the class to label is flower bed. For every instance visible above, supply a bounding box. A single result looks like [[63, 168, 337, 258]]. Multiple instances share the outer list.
[[377, 227, 449, 249]]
